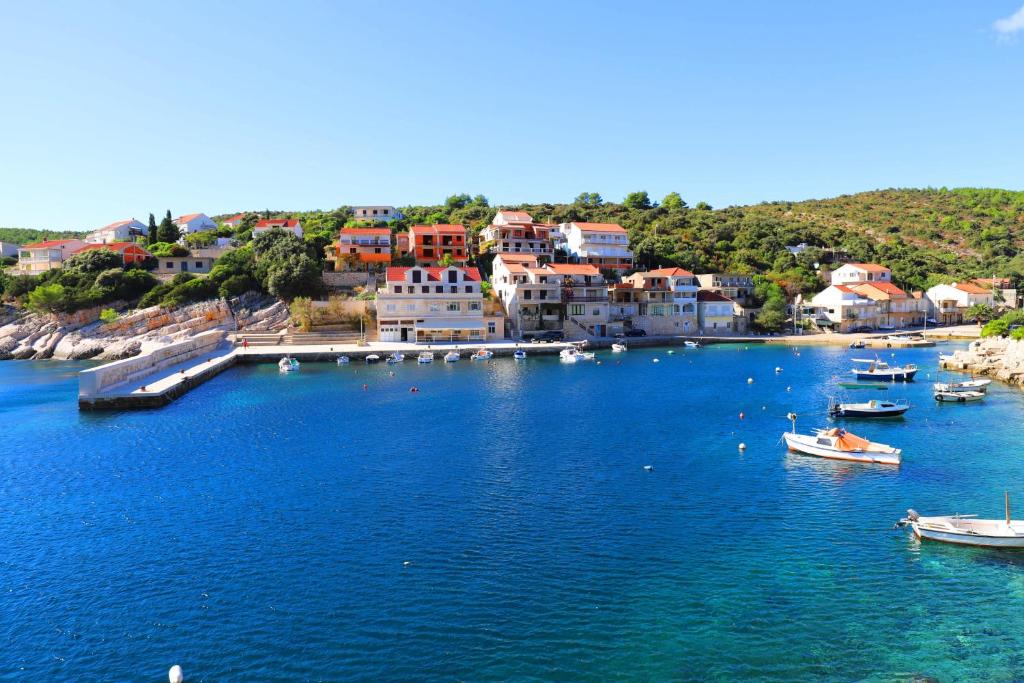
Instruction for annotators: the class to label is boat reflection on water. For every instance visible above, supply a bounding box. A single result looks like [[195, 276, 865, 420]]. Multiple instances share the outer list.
[[782, 451, 901, 482]]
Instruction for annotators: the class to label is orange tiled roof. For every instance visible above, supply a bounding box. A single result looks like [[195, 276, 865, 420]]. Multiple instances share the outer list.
[[73, 243, 150, 255], [697, 290, 733, 302], [544, 263, 602, 276], [386, 266, 481, 282], [255, 219, 300, 228], [21, 239, 80, 249], [572, 222, 626, 234], [497, 210, 533, 222], [851, 281, 908, 298], [340, 228, 390, 236], [954, 282, 989, 294], [410, 224, 466, 234], [845, 263, 890, 273], [175, 213, 202, 223], [646, 267, 694, 277]]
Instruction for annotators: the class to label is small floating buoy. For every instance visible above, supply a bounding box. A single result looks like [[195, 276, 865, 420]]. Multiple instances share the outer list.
[[403, 560, 411, 566], [643, 465, 654, 472], [762, 405, 767, 410], [653, 358, 660, 363], [409, 386, 419, 393], [169, 665, 184, 683], [362, 384, 368, 391], [738, 443, 746, 451], [739, 412, 745, 420], [596, 361, 602, 365], [786, 386, 792, 392], [775, 367, 782, 373], [747, 377, 754, 384], [667, 350, 675, 355]]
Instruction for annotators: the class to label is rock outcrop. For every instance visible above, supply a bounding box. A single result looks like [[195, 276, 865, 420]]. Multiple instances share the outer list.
[[940, 336, 1024, 386], [0, 292, 290, 361]]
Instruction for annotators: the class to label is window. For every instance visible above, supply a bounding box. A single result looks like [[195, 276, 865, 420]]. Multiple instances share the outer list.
[[421, 286, 429, 294], [450, 286, 457, 293], [374, 248, 381, 254], [448, 270, 458, 283], [412, 270, 421, 283], [350, 248, 357, 254], [435, 286, 443, 293], [196, 262, 203, 269], [488, 321, 496, 334], [165, 261, 175, 268], [429, 303, 440, 312], [464, 285, 472, 293], [394, 286, 402, 293], [405, 303, 416, 311], [570, 304, 584, 316], [469, 301, 481, 311], [447, 302, 460, 312], [524, 290, 533, 300], [385, 304, 396, 312], [539, 290, 547, 300], [592, 308, 600, 316]]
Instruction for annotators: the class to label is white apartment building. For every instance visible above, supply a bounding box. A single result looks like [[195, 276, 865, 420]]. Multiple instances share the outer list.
[[557, 222, 634, 273], [926, 282, 995, 325], [479, 210, 555, 259], [253, 219, 304, 239], [85, 218, 147, 244], [830, 263, 892, 286], [376, 265, 490, 343], [610, 268, 699, 334], [352, 206, 403, 222], [173, 213, 218, 235], [809, 284, 880, 332], [15, 239, 87, 273]]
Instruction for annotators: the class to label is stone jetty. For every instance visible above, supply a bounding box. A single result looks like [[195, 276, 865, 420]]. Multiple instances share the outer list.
[[939, 336, 1024, 387]]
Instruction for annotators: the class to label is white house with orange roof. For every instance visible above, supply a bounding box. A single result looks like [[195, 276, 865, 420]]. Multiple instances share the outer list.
[[376, 265, 499, 343], [173, 213, 217, 235], [809, 284, 881, 332], [610, 268, 699, 335], [253, 218, 303, 239], [479, 210, 555, 260], [847, 281, 926, 329], [222, 213, 248, 228], [546, 262, 617, 338], [15, 239, 87, 273], [557, 222, 634, 273], [85, 218, 147, 244], [926, 282, 995, 325], [830, 263, 892, 286], [492, 254, 564, 338], [352, 206, 403, 222]]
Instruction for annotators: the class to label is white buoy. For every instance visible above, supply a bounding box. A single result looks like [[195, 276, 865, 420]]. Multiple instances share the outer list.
[[403, 560, 411, 567], [747, 377, 754, 384], [653, 358, 660, 363], [786, 386, 792, 392], [169, 665, 184, 683], [775, 367, 782, 373], [643, 465, 654, 472], [738, 443, 746, 451]]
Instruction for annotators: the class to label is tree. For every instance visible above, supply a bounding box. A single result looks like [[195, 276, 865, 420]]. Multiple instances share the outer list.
[[966, 303, 996, 324], [662, 192, 687, 211], [623, 191, 652, 210], [471, 194, 489, 207], [438, 253, 455, 267], [445, 194, 472, 211], [63, 249, 123, 275], [694, 201, 713, 211], [574, 192, 603, 207], [27, 283, 66, 313], [147, 213, 157, 244], [156, 210, 180, 243]]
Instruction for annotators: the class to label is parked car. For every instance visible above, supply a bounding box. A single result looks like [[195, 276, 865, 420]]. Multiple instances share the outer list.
[[926, 318, 938, 325], [850, 325, 874, 333], [530, 330, 564, 343], [623, 328, 647, 337]]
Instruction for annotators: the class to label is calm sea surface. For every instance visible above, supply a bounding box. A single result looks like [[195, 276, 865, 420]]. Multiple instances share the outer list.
[[4, 342, 1024, 681]]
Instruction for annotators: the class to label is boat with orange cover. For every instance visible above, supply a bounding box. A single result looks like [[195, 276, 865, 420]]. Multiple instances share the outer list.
[[782, 414, 901, 465]]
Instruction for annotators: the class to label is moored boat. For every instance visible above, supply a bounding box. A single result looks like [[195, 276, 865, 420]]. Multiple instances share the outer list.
[[828, 397, 909, 418], [611, 342, 627, 353], [336, 355, 350, 365], [782, 414, 900, 465], [933, 378, 991, 394], [470, 348, 493, 361], [896, 494, 1024, 548], [851, 357, 917, 381], [513, 348, 527, 361], [365, 354, 381, 364], [560, 345, 596, 363], [386, 352, 405, 364], [417, 351, 434, 364], [684, 340, 701, 349], [934, 390, 984, 403], [444, 350, 460, 363], [837, 381, 889, 390], [849, 340, 866, 349], [278, 356, 300, 373]]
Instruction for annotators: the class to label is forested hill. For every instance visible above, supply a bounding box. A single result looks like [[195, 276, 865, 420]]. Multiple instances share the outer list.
[[386, 187, 1024, 294], [0, 228, 84, 245]]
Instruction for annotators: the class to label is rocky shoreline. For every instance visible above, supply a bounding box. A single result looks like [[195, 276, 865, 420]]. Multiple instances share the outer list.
[[939, 336, 1024, 387], [0, 292, 289, 361]]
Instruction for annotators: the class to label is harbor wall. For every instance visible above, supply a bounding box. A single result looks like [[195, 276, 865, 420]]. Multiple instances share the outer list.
[[79, 329, 226, 399]]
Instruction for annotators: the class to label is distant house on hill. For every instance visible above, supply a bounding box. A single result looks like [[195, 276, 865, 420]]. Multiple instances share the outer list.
[[15, 239, 87, 273], [253, 218, 303, 239], [173, 213, 217, 235], [830, 263, 892, 286], [85, 218, 147, 244], [973, 277, 1019, 309], [351, 206, 403, 222], [926, 282, 995, 325], [0, 241, 20, 259], [222, 213, 248, 228], [72, 242, 151, 266]]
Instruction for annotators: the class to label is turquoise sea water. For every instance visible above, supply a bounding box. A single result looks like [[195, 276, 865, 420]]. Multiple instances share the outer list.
[[3, 343, 1024, 681]]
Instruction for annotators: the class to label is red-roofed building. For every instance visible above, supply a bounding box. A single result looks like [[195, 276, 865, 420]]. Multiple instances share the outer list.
[[376, 264, 502, 342], [973, 278, 1019, 309], [223, 213, 248, 228], [173, 213, 217, 235], [329, 228, 392, 272], [611, 269, 700, 335], [850, 282, 927, 329], [926, 282, 996, 324], [557, 221, 634, 272], [404, 224, 468, 266], [809, 284, 881, 332], [697, 290, 737, 333], [15, 239, 87, 273], [479, 210, 555, 260], [72, 242, 152, 266], [830, 263, 892, 286], [85, 218, 147, 244], [253, 218, 303, 239]]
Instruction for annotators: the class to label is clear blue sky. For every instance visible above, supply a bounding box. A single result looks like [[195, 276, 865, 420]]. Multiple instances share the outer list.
[[2, 1, 1022, 230]]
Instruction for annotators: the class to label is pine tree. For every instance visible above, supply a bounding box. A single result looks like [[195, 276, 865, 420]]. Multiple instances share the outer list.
[[147, 213, 157, 244], [156, 210, 180, 243]]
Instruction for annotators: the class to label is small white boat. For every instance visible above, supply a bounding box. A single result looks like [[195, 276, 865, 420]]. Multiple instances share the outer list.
[[934, 390, 985, 403], [278, 356, 300, 373], [849, 340, 866, 349], [470, 348, 493, 361], [559, 346, 596, 363], [684, 340, 701, 349], [444, 350, 460, 363], [828, 397, 909, 418], [782, 414, 900, 465], [896, 494, 1024, 548], [851, 357, 917, 381], [336, 355, 350, 365], [513, 348, 527, 361], [933, 378, 991, 394], [365, 354, 381, 364], [611, 342, 627, 353], [386, 352, 405, 364], [417, 351, 434, 364]]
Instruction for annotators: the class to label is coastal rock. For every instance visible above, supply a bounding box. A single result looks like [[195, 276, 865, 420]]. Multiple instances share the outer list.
[[941, 337, 1024, 388]]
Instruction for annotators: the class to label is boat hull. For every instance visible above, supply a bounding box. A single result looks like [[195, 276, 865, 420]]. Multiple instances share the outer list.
[[783, 433, 901, 465], [912, 524, 1024, 548], [851, 369, 916, 381], [830, 406, 908, 418], [934, 391, 984, 403]]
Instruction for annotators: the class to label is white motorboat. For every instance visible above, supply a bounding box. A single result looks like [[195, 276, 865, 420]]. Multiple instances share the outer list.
[[513, 348, 527, 361], [365, 354, 381, 364], [827, 397, 909, 418], [933, 378, 991, 394], [896, 494, 1024, 548], [934, 390, 984, 403], [278, 356, 300, 373], [782, 414, 900, 465], [386, 352, 405, 364], [470, 348, 493, 361], [611, 342, 627, 353], [684, 340, 701, 349], [336, 355, 350, 365], [851, 357, 917, 381], [444, 350, 460, 363], [417, 351, 434, 364], [849, 340, 866, 349], [559, 346, 596, 363]]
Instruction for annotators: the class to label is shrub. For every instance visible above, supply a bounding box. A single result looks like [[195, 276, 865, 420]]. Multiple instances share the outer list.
[[99, 308, 118, 323], [27, 283, 66, 313], [218, 274, 257, 298], [170, 272, 197, 287], [139, 283, 172, 308], [4, 274, 38, 298], [62, 249, 123, 275]]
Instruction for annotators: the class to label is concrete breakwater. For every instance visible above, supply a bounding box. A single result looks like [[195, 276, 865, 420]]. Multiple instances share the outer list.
[[939, 336, 1024, 387]]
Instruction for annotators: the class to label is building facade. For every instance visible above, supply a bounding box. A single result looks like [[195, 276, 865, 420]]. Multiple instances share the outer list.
[[407, 224, 468, 266], [478, 210, 555, 260], [154, 255, 217, 275], [376, 265, 488, 343], [557, 222, 633, 273], [808, 284, 880, 332], [15, 239, 87, 273], [926, 282, 996, 324], [697, 290, 736, 334], [610, 268, 699, 335], [848, 282, 926, 329], [329, 228, 392, 272], [253, 219, 304, 239], [352, 206, 403, 222], [830, 263, 892, 286], [85, 219, 147, 244], [174, 213, 218, 235], [492, 254, 564, 338], [72, 242, 152, 266]]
